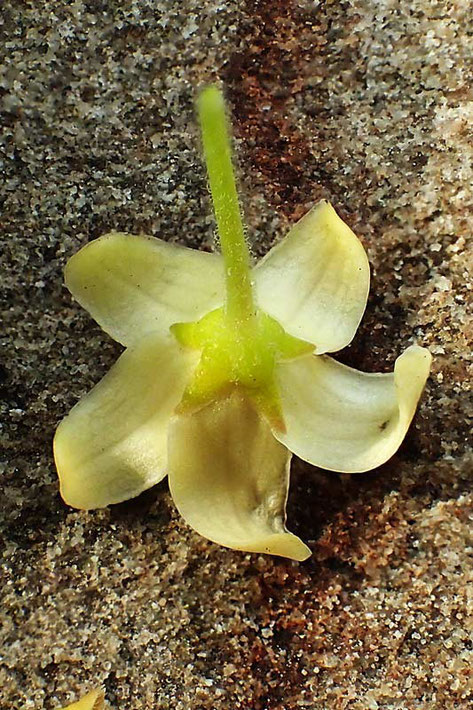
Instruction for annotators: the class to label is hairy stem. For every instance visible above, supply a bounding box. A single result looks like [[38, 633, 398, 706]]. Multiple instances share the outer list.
[[197, 85, 254, 323]]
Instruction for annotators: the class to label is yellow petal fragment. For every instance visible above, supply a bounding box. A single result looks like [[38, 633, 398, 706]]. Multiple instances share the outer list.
[[54, 333, 198, 509], [59, 689, 105, 710], [65, 232, 225, 346], [254, 200, 370, 353], [275, 345, 431, 472], [167, 392, 311, 561]]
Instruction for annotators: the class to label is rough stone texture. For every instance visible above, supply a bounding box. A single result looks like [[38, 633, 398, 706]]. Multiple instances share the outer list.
[[1, 0, 472, 708]]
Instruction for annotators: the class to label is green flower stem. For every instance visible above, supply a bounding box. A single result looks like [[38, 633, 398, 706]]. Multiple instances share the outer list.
[[197, 85, 255, 324]]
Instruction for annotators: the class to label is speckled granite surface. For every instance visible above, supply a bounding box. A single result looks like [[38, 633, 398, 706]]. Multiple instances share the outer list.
[[1, 1, 472, 708]]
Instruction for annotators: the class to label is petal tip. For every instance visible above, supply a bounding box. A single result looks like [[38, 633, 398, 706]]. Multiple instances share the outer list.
[[53, 422, 100, 510], [281, 535, 312, 562], [217, 532, 311, 561], [59, 688, 105, 710], [395, 344, 433, 383], [241, 531, 311, 561]]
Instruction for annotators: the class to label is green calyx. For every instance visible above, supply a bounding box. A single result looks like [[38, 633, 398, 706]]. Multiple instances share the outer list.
[[171, 85, 313, 430], [172, 308, 312, 430]]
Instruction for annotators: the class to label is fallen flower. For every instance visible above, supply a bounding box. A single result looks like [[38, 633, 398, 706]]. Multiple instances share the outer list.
[[58, 689, 105, 710], [54, 86, 431, 560]]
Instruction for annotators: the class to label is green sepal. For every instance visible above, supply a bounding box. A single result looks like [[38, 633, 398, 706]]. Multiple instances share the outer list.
[[171, 307, 314, 430]]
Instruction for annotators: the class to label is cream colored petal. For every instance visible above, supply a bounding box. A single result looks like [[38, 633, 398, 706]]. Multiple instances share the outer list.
[[59, 689, 105, 710], [275, 345, 431, 472], [65, 232, 225, 346], [254, 200, 370, 353], [54, 333, 198, 509], [167, 392, 311, 561]]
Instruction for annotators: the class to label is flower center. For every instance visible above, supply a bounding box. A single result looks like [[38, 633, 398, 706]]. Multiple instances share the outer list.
[[171, 86, 312, 430], [172, 306, 311, 430]]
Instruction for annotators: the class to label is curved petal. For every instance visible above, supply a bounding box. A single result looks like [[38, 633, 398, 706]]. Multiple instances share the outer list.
[[54, 333, 198, 509], [167, 392, 311, 561], [275, 346, 431, 472], [254, 200, 370, 353], [65, 232, 225, 346], [60, 690, 105, 710]]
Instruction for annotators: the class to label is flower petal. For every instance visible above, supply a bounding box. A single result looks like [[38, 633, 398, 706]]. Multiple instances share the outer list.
[[167, 392, 311, 561], [65, 233, 225, 346], [254, 200, 370, 353], [275, 346, 431, 472], [60, 689, 105, 710], [54, 333, 198, 509]]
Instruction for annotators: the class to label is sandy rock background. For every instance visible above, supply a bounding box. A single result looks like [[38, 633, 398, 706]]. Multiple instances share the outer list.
[[1, 1, 472, 708]]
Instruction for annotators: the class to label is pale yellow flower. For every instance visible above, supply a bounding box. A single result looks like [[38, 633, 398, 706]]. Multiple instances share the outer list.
[[54, 87, 431, 561]]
